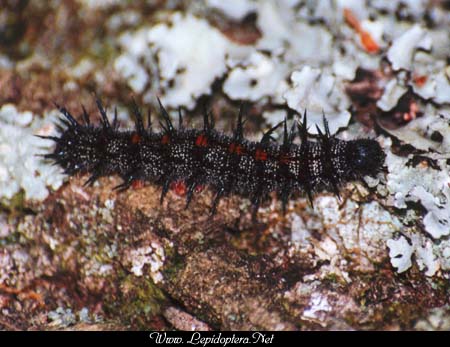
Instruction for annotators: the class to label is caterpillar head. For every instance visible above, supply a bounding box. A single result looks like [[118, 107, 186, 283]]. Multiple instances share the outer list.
[[346, 139, 386, 178]]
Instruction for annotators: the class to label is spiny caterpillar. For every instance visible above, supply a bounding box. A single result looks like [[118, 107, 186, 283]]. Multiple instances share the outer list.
[[40, 98, 386, 215]]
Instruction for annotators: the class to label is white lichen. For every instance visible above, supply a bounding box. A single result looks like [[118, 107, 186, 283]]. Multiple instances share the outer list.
[[114, 53, 149, 94], [315, 197, 402, 265], [382, 131, 450, 276], [256, 1, 333, 64], [48, 307, 77, 327], [128, 242, 166, 284], [283, 66, 351, 135], [387, 236, 414, 273], [382, 107, 450, 153], [115, 13, 249, 110], [290, 214, 312, 246], [387, 25, 429, 71], [376, 78, 407, 112], [410, 52, 448, 102], [415, 306, 450, 331], [433, 71, 450, 104], [223, 51, 289, 103], [383, 136, 450, 240], [412, 233, 440, 276], [302, 292, 332, 321], [48, 306, 102, 327], [262, 109, 287, 129], [387, 233, 447, 277], [410, 186, 450, 239], [0, 105, 64, 201]]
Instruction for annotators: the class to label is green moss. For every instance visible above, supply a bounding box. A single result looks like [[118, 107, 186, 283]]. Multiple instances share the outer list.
[[0, 231, 20, 246], [89, 38, 118, 63], [1, 190, 26, 214], [161, 250, 186, 284], [322, 273, 344, 286], [430, 277, 450, 292], [104, 272, 167, 329]]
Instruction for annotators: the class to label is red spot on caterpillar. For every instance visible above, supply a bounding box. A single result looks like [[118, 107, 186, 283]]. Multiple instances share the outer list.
[[343, 8, 380, 54], [195, 185, 205, 193], [161, 134, 170, 144], [279, 154, 291, 164], [195, 134, 208, 147], [228, 143, 244, 155], [131, 133, 141, 144], [255, 148, 268, 161], [170, 180, 187, 196], [132, 179, 144, 189]]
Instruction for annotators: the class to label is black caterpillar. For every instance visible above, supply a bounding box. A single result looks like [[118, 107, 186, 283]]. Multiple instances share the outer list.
[[41, 98, 386, 215]]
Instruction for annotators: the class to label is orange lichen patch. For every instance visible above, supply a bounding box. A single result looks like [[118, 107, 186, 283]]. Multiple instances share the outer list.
[[229, 143, 244, 155], [279, 153, 291, 164], [0, 284, 22, 295], [0, 283, 44, 308], [360, 31, 380, 54], [413, 75, 428, 87], [418, 160, 430, 169], [255, 148, 268, 161], [132, 179, 145, 189], [131, 133, 142, 144], [161, 134, 170, 144], [171, 180, 187, 196], [344, 8, 380, 54], [343, 8, 362, 31], [195, 134, 208, 147]]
